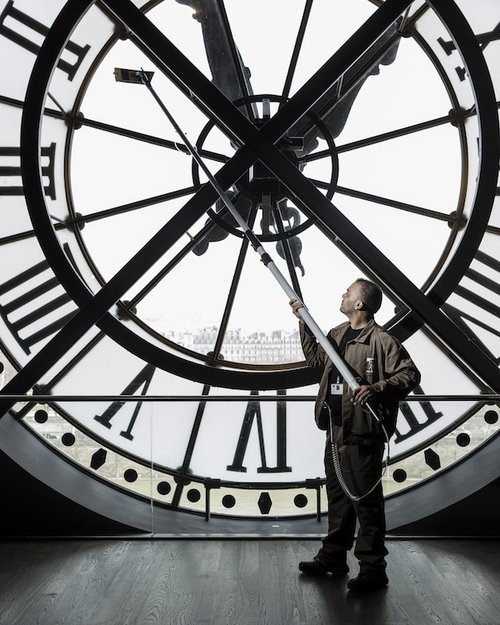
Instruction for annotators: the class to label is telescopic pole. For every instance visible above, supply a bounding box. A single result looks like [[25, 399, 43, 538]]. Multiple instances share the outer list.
[[134, 69, 381, 423]]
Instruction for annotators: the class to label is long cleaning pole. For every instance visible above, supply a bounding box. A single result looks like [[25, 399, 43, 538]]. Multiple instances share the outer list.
[[137, 69, 381, 423]]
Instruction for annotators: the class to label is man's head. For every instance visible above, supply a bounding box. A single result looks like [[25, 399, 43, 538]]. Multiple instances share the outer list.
[[340, 279, 382, 319]]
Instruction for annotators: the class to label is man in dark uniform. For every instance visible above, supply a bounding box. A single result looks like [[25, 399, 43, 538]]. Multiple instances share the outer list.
[[290, 279, 420, 593]]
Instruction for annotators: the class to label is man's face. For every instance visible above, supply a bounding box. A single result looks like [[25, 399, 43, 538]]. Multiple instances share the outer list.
[[340, 282, 363, 316]]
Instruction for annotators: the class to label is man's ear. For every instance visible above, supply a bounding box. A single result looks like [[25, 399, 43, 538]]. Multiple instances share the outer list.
[[356, 300, 368, 311]]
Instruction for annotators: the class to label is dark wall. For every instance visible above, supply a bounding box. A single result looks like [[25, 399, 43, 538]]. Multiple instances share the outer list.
[[389, 476, 500, 537], [0, 449, 142, 536]]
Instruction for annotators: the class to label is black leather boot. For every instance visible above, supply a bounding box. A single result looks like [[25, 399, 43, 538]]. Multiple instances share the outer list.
[[299, 557, 349, 576]]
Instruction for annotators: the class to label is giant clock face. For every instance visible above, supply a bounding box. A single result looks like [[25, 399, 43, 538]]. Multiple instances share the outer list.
[[0, 0, 499, 527]]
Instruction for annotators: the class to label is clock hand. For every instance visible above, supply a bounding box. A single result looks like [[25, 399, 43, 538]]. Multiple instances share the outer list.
[[105, 0, 413, 149], [175, 0, 257, 121], [290, 23, 401, 156]]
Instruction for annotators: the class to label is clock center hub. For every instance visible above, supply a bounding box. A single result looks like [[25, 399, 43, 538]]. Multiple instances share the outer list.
[[234, 129, 304, 203]]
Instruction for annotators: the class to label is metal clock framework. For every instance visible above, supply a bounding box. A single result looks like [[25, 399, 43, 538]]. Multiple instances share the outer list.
[[0, 0, 499, 532]]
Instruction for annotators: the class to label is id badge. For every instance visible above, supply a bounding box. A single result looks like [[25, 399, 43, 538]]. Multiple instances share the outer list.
[[330, 383, 343, 395]]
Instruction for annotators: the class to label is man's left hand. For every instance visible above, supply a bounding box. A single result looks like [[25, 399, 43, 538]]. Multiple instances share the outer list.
[[352, 384, 377, 405]]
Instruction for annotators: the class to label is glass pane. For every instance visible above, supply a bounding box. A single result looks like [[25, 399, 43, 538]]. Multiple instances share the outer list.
[[15, 394, 498, 521], [223, 0, 307, 96]]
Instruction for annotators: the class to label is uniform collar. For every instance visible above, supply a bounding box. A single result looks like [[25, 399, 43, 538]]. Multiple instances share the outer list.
[[339, 318, 377, 344]]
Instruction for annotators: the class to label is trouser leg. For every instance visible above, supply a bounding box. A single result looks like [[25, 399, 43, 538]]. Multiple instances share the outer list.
[[316, 439, 356, 564], [344, 444, 388, 573], [319, 439, 387, 573]]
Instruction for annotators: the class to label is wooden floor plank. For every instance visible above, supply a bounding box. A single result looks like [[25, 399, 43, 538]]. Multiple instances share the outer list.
[[0, 539, 498, 625]]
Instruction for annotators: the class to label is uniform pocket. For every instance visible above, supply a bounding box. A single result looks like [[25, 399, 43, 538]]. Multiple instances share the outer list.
[[350, 404, 382, 440]]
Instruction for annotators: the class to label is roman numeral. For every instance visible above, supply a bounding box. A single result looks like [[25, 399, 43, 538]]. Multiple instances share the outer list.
[[437, 21, 500, 81], [94, 364, 156, 440], [227, 390, 291, 473], [0, 1, 90, 81], [442, 250, 500, 365], [0, 259, 76, 354], [395, 384, 443, 444], [0, 144, 56, 199]]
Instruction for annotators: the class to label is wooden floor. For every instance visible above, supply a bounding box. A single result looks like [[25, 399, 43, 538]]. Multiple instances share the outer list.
[[0, 538, 499, 625]]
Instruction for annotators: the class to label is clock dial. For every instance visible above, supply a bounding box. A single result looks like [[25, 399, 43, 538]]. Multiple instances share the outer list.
[[0, 0, 498, 524]]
